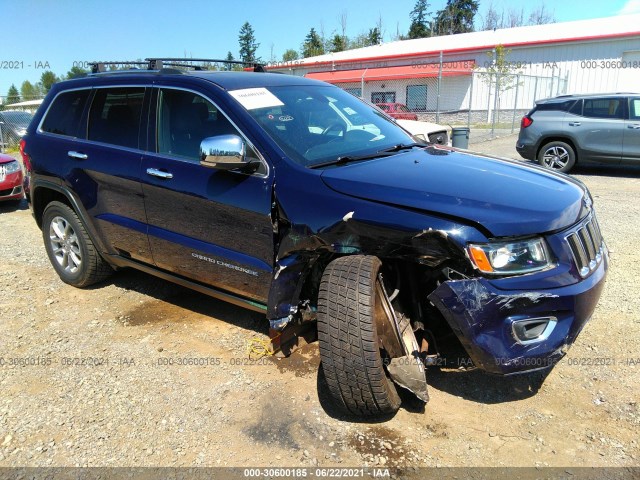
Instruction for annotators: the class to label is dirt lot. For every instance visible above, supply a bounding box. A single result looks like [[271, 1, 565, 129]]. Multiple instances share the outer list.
[[0, 137, 639, 472]]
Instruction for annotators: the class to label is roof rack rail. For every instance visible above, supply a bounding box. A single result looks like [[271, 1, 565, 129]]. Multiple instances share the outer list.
[[89, 58, 266, 75], [145, 58, 266, 72], [90, 61, 150, 74]]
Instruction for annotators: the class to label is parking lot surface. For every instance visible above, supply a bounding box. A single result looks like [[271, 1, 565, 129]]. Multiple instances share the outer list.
[[0, 140, 638, 469]]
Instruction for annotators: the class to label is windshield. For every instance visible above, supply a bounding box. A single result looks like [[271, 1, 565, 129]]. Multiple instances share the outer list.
[[1, 111, 33, 127], [232, 85, 414, 167]]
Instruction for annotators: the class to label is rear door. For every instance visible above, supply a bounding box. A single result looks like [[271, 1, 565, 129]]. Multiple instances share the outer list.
[[576, 97, 625, 164], [141, 86, 274, 303], [623, 96, 640, 164], [60, 86, 153, 263]]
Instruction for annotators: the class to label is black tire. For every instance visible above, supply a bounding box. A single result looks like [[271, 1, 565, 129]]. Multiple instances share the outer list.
[[538, 141, 576, 173], [317, 255, 402, 417], [42, 201, 113, 287]]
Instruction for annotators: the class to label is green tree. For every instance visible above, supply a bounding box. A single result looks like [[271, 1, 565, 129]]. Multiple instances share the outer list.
[[39, 71, 59, 93], [477, 44, 523, 121], [432, 0, 479, 35], [282, 49, 299, 62], [238, 22, 260, 64], [367, 27, 382, 45], [330, 33, 347, 53], [224, 51, 236, 71], [408, 0, 431, 39], [20, 81, 41, 100], [302, 28, 324, 58], [66, 66, 88, 79], [6, 84, 20, 104]]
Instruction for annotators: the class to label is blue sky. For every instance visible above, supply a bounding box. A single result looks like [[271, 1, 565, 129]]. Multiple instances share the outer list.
[[1, 0, 639, 96]]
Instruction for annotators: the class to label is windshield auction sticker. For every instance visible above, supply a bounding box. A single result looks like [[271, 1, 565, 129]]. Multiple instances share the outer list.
[[229, 88, 284, 110]]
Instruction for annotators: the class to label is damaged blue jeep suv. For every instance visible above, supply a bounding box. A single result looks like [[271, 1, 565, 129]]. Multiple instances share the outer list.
[[21, 58, 608, 417]]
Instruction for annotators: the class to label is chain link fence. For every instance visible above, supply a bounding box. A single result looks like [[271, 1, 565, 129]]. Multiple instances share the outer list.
[[309, 61, 568, 144], [0, 96, 43, 152]]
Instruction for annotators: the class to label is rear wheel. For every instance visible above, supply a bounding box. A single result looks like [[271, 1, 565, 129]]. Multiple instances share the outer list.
[[42, 201, 113, 287], [317, 255, 402, 417], [538, 141, 576, 172]]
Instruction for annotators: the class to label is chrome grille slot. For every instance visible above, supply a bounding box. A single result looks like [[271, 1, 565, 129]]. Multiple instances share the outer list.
[[566, 215, 604, 277]]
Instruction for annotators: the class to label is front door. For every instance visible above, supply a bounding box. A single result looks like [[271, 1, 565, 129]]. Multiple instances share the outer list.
[[623, 97, 640, 164], [141, 87, 274, 303]]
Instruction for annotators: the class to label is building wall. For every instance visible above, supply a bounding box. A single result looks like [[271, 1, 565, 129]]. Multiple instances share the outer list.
[[286, 35, 640, 114]]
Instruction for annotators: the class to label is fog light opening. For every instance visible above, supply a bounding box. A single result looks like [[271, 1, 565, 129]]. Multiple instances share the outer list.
[[512, 317, 557, 345]]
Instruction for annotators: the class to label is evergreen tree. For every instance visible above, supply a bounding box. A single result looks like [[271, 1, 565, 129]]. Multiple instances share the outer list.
[[432, 0, 479, 36], [302, 28, 325, 58], [39, 71, 59, 93], [330, 34, 347, 53], [238, 22, 260, 64], [6, 84, 20, 104], [408, 0, 431, 39], [20, 81, 41, 100]]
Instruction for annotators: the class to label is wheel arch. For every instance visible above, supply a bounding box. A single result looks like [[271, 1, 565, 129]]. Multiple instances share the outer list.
[[32, 180, 111, 258]]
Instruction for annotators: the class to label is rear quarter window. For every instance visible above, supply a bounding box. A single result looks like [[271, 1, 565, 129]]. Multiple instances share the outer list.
[[40, 89, 91, 137]]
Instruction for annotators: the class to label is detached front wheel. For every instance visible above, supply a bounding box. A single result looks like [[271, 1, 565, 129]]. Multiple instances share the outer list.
[[317, 255, 402, 417], [42, 201, 113, 288]]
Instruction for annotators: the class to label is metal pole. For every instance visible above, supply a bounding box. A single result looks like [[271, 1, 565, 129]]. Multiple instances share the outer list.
[[487, 74, 493, 123], [467, 72, 474, 131], [0, 122, 4, 153], [511, 74, 520, 133], [491, 71, 500, 137], [436, 51, 442, 123], [361, 68, 367, 100], [533, 76, 539, 102]]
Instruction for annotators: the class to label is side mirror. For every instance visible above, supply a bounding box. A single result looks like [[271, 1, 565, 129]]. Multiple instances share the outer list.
[[199, 135, 260, 173]]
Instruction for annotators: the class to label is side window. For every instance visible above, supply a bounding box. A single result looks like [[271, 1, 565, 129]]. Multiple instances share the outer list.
[[583, 98, 624, 119], [41, 89, 90, 137], [629, 98, 640, 120], [157, 89, 244, 161], [568, 99, 583, 116], [88, 87, 145, 149]]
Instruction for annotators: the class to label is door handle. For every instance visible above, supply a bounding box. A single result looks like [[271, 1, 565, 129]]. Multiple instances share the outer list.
[[68, 151, 88, 160], [628, 124, 640, 129], [146, 168, 173, 179], [568, 122, 581, 127]]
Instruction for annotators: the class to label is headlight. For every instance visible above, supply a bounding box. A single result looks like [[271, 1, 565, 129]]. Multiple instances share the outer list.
[[3, 161, 21, 174], [468, 238, 552, 275]]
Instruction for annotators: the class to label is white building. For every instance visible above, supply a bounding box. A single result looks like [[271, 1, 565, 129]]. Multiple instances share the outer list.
[[270, 14, 640, 119]]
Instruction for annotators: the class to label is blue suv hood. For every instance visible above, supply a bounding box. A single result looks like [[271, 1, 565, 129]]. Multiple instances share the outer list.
[[320, 148, 587, 237]]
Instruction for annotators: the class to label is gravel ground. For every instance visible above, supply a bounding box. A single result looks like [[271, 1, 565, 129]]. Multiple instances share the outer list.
[[0, 142, 638, 472]]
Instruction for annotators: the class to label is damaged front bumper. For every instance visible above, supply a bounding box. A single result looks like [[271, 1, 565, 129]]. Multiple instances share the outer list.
[[428, 252, 608, 375]]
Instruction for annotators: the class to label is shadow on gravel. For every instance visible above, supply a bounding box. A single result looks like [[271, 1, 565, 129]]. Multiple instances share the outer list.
[[0, 197, 28, 213], [427, 366, 551, 404], [571, 164, 640, 178], [104, 268, 267, 334]]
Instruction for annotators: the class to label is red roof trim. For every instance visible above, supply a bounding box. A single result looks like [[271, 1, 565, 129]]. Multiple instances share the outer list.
[[306, 61, 474, 83], [271, 30, 640, 70]]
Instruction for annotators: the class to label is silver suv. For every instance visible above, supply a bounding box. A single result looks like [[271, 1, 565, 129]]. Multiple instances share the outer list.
[[516, 93, 640, 172]]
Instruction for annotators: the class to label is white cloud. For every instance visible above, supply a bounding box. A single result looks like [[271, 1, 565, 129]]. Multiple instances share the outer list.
[[619, 0, 640, 14]]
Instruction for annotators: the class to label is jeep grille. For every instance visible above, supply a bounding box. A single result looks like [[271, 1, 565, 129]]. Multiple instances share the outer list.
[[566, 215, 604, 277]]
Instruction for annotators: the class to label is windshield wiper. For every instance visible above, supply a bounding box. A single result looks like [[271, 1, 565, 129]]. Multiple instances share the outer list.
[[309, 143, 423, 169], [380, 142, 425, 152]]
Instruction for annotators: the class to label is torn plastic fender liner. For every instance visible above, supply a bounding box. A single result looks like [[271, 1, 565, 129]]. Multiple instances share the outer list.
[[427, 278, 574, 375]]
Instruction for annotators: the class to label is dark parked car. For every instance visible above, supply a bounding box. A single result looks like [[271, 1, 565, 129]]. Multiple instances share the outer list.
[[375, 102, 419, 120], [0, 110, 34, 148], [21, 59, 607, 417], [0, 153, 24, 203], [517, 93, 640, 172]]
